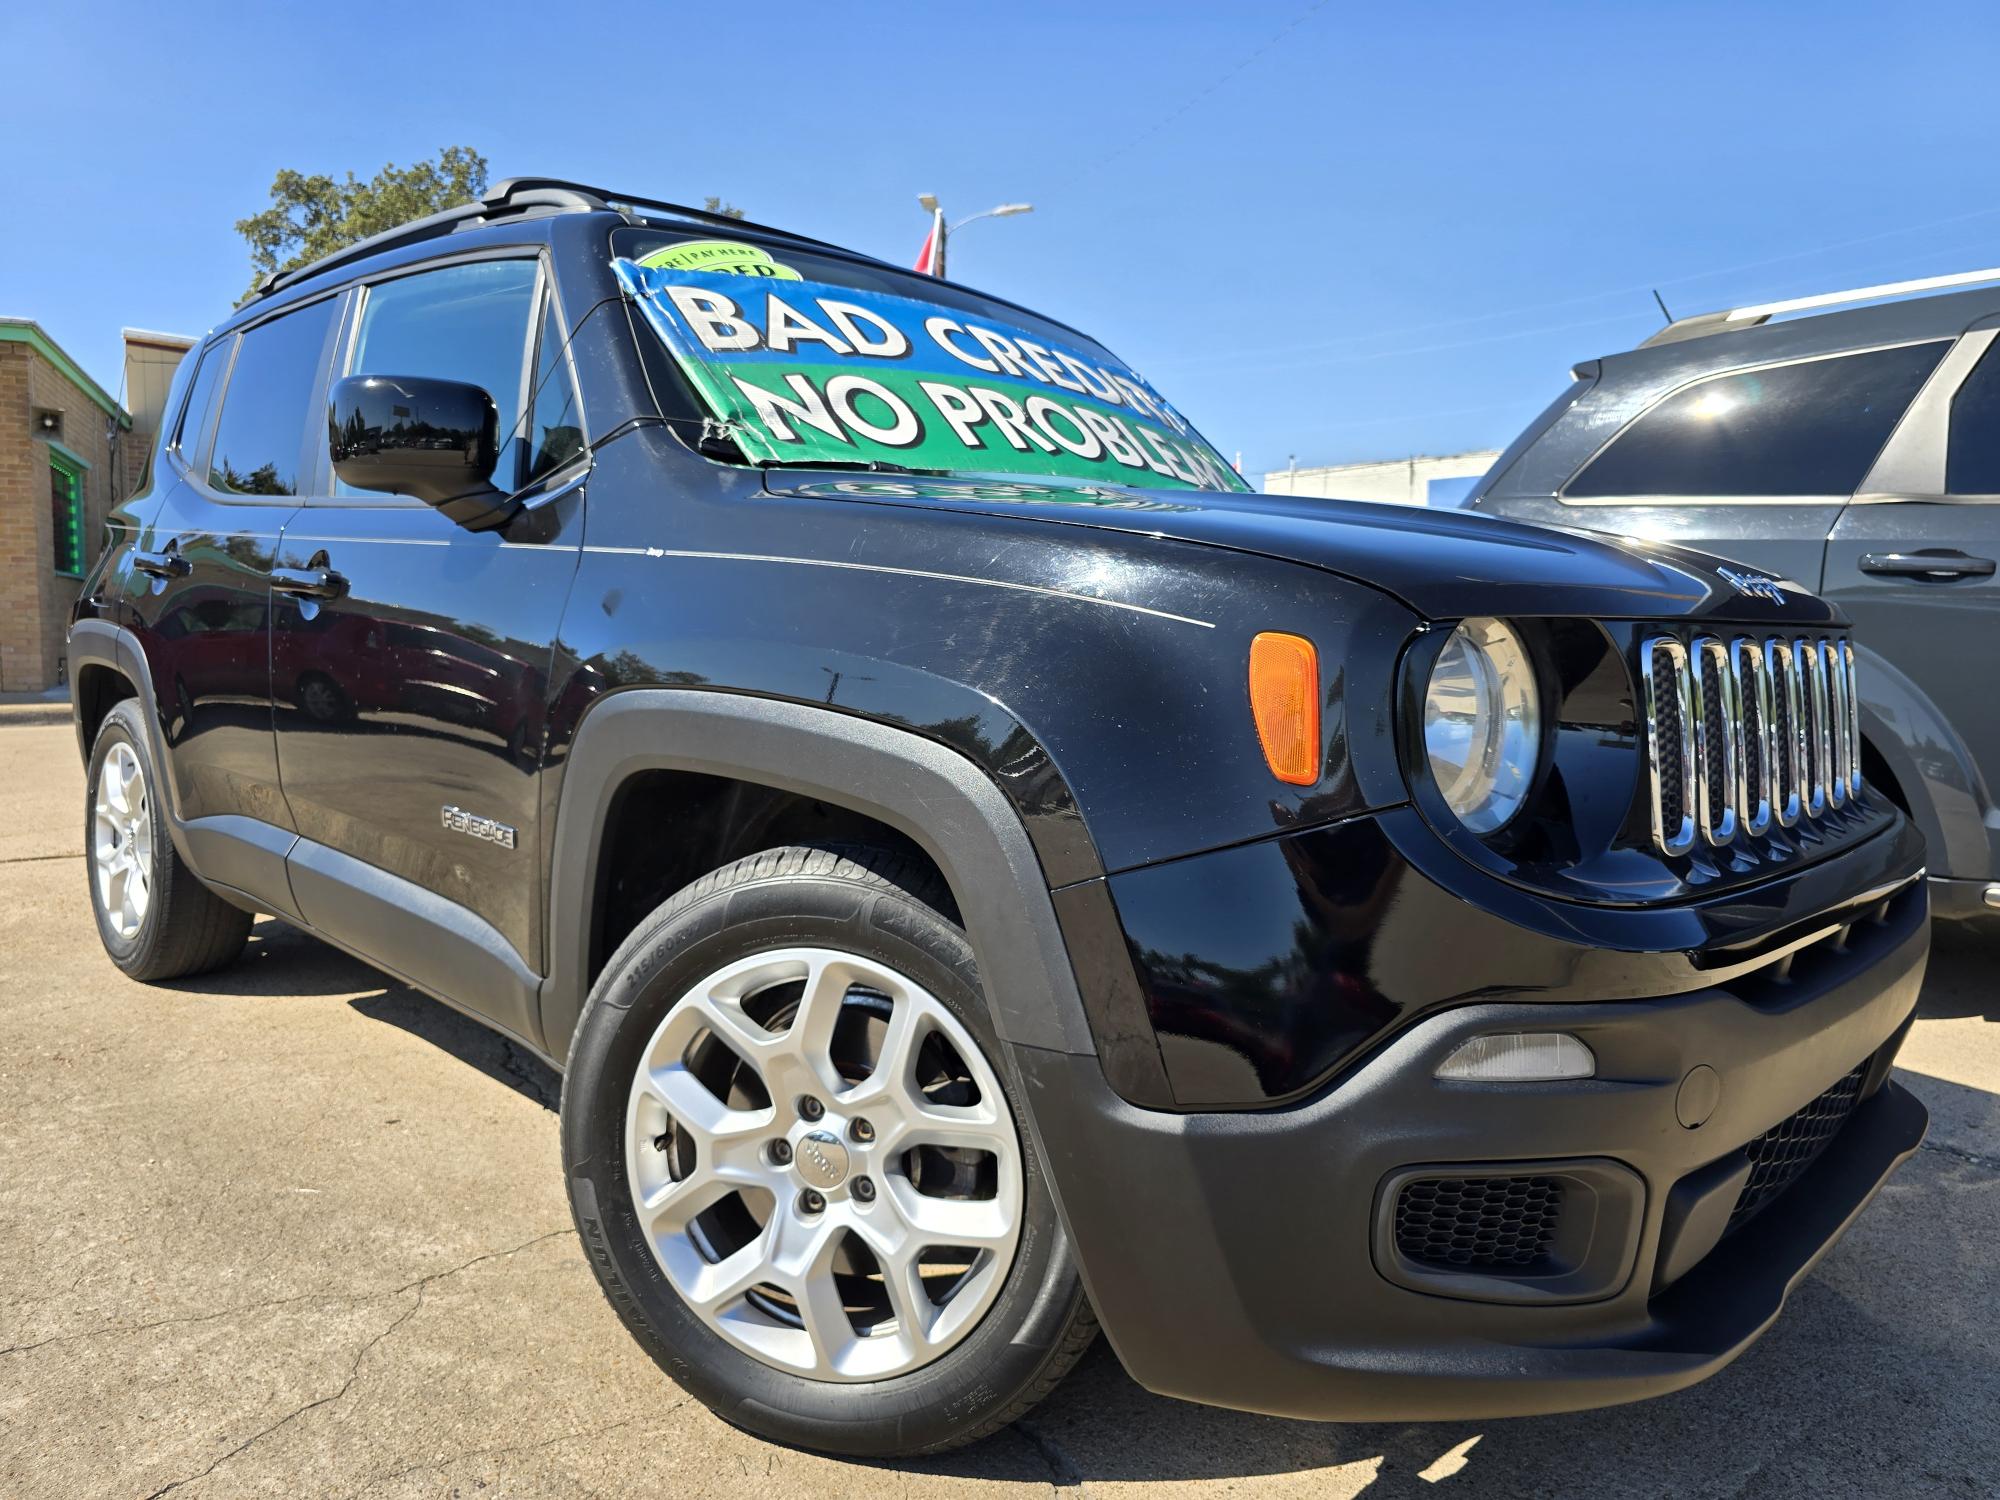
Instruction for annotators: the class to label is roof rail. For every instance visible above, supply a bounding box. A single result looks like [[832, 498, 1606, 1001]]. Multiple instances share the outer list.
[[1640, 265, 2000, 348], [252, 176, 856, 300]]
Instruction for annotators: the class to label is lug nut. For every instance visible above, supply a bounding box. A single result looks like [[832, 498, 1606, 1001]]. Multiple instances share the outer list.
[[768, 1139, 793, 1166], [798, 1096, 825, 1122], [800, 1189, 826, 1214], [849, 1118, 875, 1143], [852, 1176, 875, 1202]]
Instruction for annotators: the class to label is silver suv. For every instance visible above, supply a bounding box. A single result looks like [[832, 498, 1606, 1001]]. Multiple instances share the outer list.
[[1471, 267, 2000, 927]]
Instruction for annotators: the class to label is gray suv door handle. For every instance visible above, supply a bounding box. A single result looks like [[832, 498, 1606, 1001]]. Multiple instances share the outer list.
[[1858, 550, 1996, 581], [269, 566, 348, 600]]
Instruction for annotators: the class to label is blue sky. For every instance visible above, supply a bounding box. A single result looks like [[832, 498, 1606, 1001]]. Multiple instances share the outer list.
[[6, 0, 1998, 481]]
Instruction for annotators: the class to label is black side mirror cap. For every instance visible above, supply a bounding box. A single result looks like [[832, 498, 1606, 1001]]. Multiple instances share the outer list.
[[328, 374, 515, 530]]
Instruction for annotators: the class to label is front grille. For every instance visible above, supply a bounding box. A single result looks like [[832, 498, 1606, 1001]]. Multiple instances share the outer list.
[[1643, 633, 1861, 855], [1394, 1174, 1565, 1270], [1726, 1063, 1869, 1234]]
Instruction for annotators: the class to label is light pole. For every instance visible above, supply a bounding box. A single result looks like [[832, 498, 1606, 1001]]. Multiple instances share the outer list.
[[917, 194, 1032, 279]]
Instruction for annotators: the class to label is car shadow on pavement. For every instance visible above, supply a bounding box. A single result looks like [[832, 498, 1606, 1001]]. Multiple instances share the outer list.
[[161, 917, 562, 1109], [1918, 926, 2000, 1020]]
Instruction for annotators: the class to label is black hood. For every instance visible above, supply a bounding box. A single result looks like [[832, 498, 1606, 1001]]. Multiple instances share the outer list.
[[765, 472, 1846, 626]]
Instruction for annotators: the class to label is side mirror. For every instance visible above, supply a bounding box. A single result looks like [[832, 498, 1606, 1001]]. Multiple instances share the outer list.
[[328, 374, 514, 529]]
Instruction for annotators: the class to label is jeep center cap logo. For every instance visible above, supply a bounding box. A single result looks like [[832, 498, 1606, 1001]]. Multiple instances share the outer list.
[[1716, 566, 1788, 605], [795, 1130, 849, 1190]]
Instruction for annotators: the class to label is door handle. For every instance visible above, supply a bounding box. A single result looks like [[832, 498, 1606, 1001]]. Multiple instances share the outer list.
[[1858, 550, 1996, 581], [131, 546, 190, 579], [269, 566, 349, 600]]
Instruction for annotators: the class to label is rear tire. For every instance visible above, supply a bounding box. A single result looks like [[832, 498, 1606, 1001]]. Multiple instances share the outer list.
[[85, 700, 252, 982], [560, 843, 1097, 1456]]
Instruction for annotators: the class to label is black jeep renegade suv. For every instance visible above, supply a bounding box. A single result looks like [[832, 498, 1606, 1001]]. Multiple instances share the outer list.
[[71, 177, 1930, 1456]]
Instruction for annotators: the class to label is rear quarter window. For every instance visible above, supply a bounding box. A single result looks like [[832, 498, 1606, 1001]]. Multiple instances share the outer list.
[[1565, 341, 1948, 499]]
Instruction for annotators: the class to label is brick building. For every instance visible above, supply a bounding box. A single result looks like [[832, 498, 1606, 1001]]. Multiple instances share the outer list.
[[0, 322, 190, 692]]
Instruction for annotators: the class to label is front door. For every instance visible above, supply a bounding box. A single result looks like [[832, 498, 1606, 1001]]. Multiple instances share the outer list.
[[1825, 331, 2000, 871], [270, 256, 587, 1046]]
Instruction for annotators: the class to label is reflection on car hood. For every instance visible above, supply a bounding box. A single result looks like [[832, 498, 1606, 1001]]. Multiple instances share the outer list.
[[764, 472, 1847, 625]]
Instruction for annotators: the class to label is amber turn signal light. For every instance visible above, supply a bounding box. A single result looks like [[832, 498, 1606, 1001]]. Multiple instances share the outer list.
[[1249, 632, 1320, 786]]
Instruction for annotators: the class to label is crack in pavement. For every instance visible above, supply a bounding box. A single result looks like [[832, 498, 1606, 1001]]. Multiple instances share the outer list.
[[144, 1286, 426, 1500], [500, 1038, 560, 1110], [132, 1227, 577, 1497], [1011, 1418, 1083, 1491], [0, 851, 81, 863], [0, 1227, 575, 1359], [1919, 1136, 1998, 1173]]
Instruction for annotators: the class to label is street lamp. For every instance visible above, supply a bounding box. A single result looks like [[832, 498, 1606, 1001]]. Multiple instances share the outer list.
[[915, 195, 1033, 278]]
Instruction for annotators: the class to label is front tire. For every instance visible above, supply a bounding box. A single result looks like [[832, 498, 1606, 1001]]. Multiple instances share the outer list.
[[85, 700, 252, 981], [560, 844, 1096, 1456]]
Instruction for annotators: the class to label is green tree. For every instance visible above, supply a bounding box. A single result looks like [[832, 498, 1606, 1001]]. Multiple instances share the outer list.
[[235, 147, 489, 295], [703, 196, 747, 220]]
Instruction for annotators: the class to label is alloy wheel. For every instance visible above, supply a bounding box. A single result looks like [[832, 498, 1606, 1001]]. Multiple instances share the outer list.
[[92, 741, 153, 939], [624, 947, 1023, 1381]]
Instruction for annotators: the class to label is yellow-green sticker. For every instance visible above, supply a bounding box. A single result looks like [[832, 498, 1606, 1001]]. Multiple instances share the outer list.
[[636, 239, 802, 281]]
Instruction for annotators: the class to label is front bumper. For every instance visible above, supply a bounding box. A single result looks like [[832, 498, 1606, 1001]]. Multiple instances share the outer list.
[[1022, 816, 1930, 1421]]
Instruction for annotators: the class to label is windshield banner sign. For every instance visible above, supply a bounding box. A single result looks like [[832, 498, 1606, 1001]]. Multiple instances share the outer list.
[[614, 257, 1248, 492]]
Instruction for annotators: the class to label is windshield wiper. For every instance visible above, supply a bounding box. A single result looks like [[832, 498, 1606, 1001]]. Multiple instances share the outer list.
[[761, 459, 957, 477]]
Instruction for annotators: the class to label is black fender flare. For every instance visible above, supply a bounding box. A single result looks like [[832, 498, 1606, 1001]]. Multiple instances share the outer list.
[[537, 689, 1104, 1066]]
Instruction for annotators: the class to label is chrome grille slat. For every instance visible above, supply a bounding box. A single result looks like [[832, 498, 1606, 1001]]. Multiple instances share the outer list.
[[1733, 637, 1773, 837], [1694, 637, 1739, 846], [1644, 631, 1858, 855], [1765, 639, 1803, 828], [1842, 640, 1862, 798], [1642, 636, 1698, 856]]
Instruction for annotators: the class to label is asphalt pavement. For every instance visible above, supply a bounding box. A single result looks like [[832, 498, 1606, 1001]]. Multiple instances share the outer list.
[[1, 712, 1994, 1498]]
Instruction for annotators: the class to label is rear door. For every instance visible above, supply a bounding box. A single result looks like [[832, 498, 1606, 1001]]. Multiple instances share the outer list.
[[1825, 325, 2000, 821], [126, 295, 341, 859], [269, 254, 587, 1043], [1489, 341, 1951, 588]]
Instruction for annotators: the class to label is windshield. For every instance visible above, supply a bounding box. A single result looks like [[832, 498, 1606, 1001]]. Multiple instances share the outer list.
[[613, 227, 1248, 493]]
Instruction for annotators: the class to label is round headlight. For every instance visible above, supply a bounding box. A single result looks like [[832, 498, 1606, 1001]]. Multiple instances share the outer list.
[[1423, 617, 1541, 833]]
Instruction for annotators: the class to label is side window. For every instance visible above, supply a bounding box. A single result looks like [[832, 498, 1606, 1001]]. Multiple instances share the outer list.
[[208, 299, 339, 497], [172, 339, 231, 461], [1566, 342, 1948, 499], [1946, 340, 2000, 495], [524, 292, 585, 484], [340, 259, 540, 496]]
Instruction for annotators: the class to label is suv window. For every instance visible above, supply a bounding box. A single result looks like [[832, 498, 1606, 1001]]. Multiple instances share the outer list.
[[1565, 342, 1947, 499], [524, 292, 584, 484], [1946, 339, 2000, 495], [207, 299, 339, 496], [340, 259, 540, 495], [173, 340, 230, 460]]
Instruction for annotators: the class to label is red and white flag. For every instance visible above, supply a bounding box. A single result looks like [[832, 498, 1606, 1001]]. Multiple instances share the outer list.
[[913, 208, 945, 277]]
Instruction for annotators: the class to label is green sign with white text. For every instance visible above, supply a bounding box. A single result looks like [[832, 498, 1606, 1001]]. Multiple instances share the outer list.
[[614, 257, 1248, 492]]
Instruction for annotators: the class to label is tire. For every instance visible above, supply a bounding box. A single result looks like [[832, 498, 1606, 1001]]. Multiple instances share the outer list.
[[560, 843, 1097, 1457], [84, 699, 252, 982]]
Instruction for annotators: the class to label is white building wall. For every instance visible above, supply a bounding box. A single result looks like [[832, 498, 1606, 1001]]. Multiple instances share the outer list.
[[1264, 449, 1501, 507]]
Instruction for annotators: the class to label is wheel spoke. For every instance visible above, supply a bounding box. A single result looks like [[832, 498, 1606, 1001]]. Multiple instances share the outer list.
[[890, 1187, 1016, 1250], [789, 1267, 856, 1374], [104, 757, 130, 816], [677, 1234, 771, 1313], [795, 952, 859, 1050], [643, 1061, 770, 1145]]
